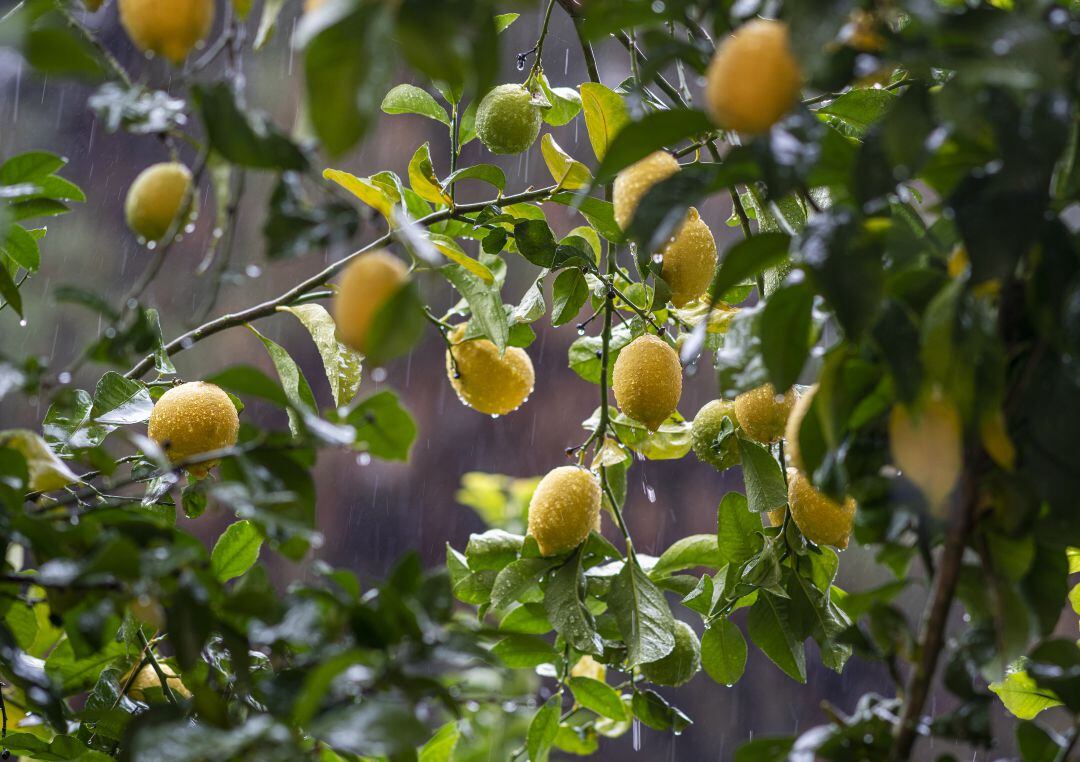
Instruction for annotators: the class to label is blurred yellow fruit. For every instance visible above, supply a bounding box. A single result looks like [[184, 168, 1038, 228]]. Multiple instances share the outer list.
[[0, 429, 79, 492], [980, 410, 1016, 471], [639, 620, 701, 687], [129, 595, 166, 632], [527, 466, 602, 557], [126, 662, 192, 702], [613, 151, 680, 231], [118, 0, 214, 64], [124, 162, 192, 243], [570, 655, 607, 683], [783, 384, 817, 471], [446, 326, 535, 416], [333, 250, 409, 356], [475, 84, 543, 154], [889, 391, 963, 512], [787, 470, 856, 549], [734, 384, 796, 444], [612, 334, 682, 431], [691, 399, 740, 472], [147, 382, 239, 478], [705, 19, 803, 134], [661, 208, 718, 307]]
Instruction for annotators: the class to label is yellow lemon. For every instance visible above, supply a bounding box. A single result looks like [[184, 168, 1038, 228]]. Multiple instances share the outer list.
[[613, 151, 680, 231], [527, 466, 602, 557], [787, 470, 856, 549], [766, 506, 787, 527], [691, 399, 740, 472], [446, 326, 535, 416], [612, 334, 682, 431], [118, 0, 214, 64], [889, 391, 964, 512], [125, 662, 192, 702], [783, 384, 817, 472], [660, 208, 718, 307], [147, 382, 239, 478], [734, 384, 797, 444], [639, 620, 701, 687], [333, 250, 409, 356], [705, 19, 803, 134], [475, 84, 543, 154], [570, 655, 607, 683], [124, 162, 192, 243]]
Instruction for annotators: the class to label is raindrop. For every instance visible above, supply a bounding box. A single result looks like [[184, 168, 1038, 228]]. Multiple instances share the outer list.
[[212, 227, 224, 239], [651, 252, 663, 263], [632, 718, 642, 751], [180, 338, 195, 349], [146, 240, 157, 250], [245, 264, 262, 278], [516, 56, 526, 71], [356, 453, 372, 466], [184, 223, 196, 234], [372, 367, 387, 383], [577, 325, 586, 335], [651, 0, 665, 10], [490, 413, 500, 419], [58, 372, 71, 384], [644, 485, 656, 503], [18, 319, 27, 327]]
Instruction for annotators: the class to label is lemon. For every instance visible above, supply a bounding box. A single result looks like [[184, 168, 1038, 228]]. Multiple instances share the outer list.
[[147, 382, 239, 478], [613, 151, 680, 231], [639, 620, 701, 687], [527, 466, 602, 557], [129, 595, 166, 632], [126, 662, 192, 702], [118, 0, 214, 64], [889, 391, 963, 512], [705, 19, 803, 134], [979, 409, 1016, 472], [783, 384, 817, 472], [570, 655, 607, 683], [612, 334, 682, 431], [787, 469, 856, 549], [766, 506, 787, 527], [475, 84, 543, 154], [124, 163, 193, 243], [660, 208, 718, 307], [691, 400, 740, 472], [333, 250, 409, 356], [446, 326, 535, 416], [734, 384, 796, 444]]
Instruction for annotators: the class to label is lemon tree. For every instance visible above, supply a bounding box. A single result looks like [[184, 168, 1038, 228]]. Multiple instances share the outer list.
[[0, 1, 1078, 760]]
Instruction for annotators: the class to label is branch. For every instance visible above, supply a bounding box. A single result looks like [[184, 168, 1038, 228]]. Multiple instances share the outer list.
[[124, 185, 557, 379]]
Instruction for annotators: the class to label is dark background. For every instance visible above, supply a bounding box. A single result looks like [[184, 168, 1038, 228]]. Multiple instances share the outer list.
[[0, 2, 1046, 758]]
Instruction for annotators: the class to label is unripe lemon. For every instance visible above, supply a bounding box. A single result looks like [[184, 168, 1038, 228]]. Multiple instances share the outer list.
[[126, 662, 192, 702], [124, 162, 192, 243], [734, 384, 797, 444], [704, 19, 803, 134], [118, 0, 214, 64], [613, 151, 680, 231], [333, 250, 409, 356], [527, 466, 602, 557], [639, 620, 701, 687], [446, 326, 535, 416], [612, 334, 682, 431], [691, 399, 740, 472], [787, 469, 856, 549], [570, 655, 607, 683], [783, 384, 817, 472], [475, 84, 542, 154], [660, 207, 718, 307], [889, 391, 963, 512], [147, 382, 239, 478]]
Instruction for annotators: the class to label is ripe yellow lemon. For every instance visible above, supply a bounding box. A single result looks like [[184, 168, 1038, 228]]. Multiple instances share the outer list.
[[446, 326, 534, 416], [783, 384, 817, 472], [118, 0, 214, 64], [734, 383, 796, 444], [766, 506, 787, 527], [704, 19, 803, 134], [147, 382, 239, 478], [570, 655, 607, 683], [889, 391, 963, 512], [124, 163, 192, 243], [126, 662, 192, 702], [612, 334, 682, 431], [639, 620, 701, 687], [475, 84, 543, 154], [527, 466, 602, 557], [660, 208, 718, 307], [613, 151, 680, 231], [691, 399, 740, 472], [333, 250, 409, 356], [787, 470, 856, 549]]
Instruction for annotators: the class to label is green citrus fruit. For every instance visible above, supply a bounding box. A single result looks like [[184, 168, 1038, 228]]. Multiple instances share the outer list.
[[475, 84, 543, 154], [640, 620, 701, 687], [691, 400, 740, 472]]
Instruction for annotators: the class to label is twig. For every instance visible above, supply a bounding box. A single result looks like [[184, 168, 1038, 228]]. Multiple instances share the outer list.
[[136, 629, 179, 705]]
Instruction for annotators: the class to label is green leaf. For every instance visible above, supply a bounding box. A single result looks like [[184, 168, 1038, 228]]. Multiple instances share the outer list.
[[737, 436, 788, 513], [630, 689, 692, 732], [381, 84, 451, 125], [551, 269, 589, 327], [192, 83, 307, 171], [3, 225, 41, 271], [91, 372, 153, 426], [250, 326, 317, 436], [541, 134, 594, 191], [514, 219, 558, 268], [579, 83, 629, 162], [569, 321, 643, 385], [537, 74, 582, 127], [568, 676, 628, 721], [1, 151, 66, 185], [0, 265, 23, 316], [408, 142, 453, 206], [278, 304, 363, 407], [747, 591, 807, 682], [491, 557, 558, 610], [817, 88, 897, 138], [442, 163, 506, 193], [527, 694, 562, 762], [211, 520, 264, 582], [428, 233, 495, 283], [492, 634, 559, 668], [442, 263, 509, 352], [549, 192, 623, 243], [709, 233, 791, 304], [494, 13, 519, 32], [609, 557, 675, 667], [418, 721, 459, 762], [345, 390, 417, 461], [701, 618, 748, 686], [651, 534, 723, 578], [594, 109, 713, 182], [544, 548, 602, 655], [759, 283, 814, 392], [323, 169, 396, 221], [364, 281, 426, 366], [990, 669, 1063, 720]]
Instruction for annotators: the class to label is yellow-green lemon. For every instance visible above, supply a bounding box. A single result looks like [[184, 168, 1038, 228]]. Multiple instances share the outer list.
[[613, 151, 680, 231], [734, 383, 797, 444], [639, 620, 701, 687], [612, 334, 682, 431], [118, 0, 214, 64], [527, 466, 602, 557], [475, 84, 543, 155], [691, 400, 740, 472], [124, 162, 192, 243], [570, 655, 607, 683], [889, 391, 963, 512], [787, 469, 856, 550], [704, 19, 803, 134], [125, 662, 192, 702], [147, 382, 239, 478], [660, 208, 718, 307], [333, 250, 409, 356], [446, 326, 535, 416], [783, 383, 817, 472]]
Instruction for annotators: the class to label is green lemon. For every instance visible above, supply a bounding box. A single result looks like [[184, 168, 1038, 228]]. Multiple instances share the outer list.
[[640, 620, 701, 687], [691, 400, 741, 472], [475, 84, 543, 155]]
